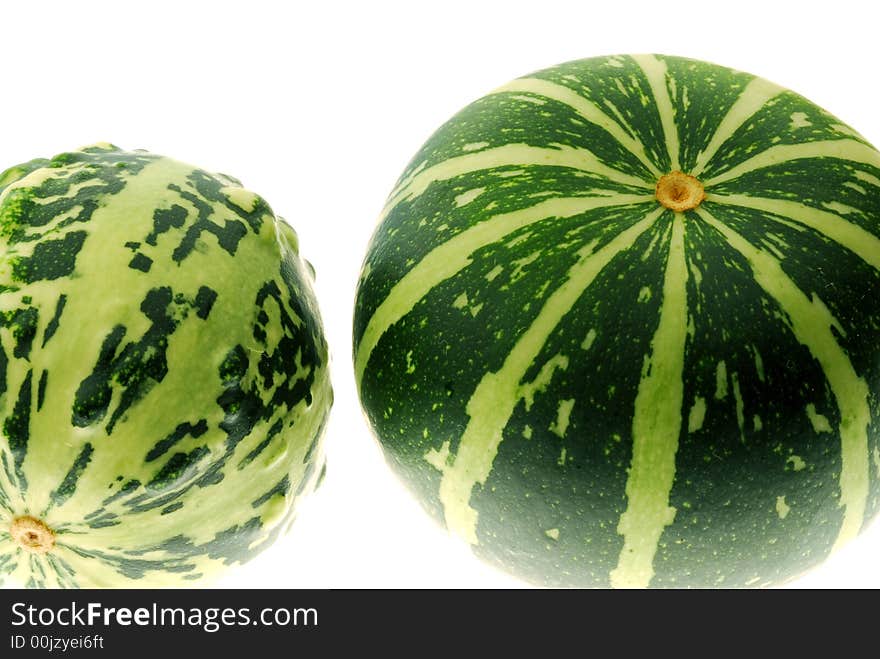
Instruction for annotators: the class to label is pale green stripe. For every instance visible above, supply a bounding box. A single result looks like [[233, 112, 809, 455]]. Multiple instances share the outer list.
[[494, 78, 661, 177], [381, 144, 653, 223], [690, 77, 784, 176], [355, 193, 655, 387], [704, 139, 880, 187], [610, 213, 688, 589], [698, 206, 870, 552], [437, 207, 664, 544], [632, 55, 680, 171], [711, 193, 880, 271]]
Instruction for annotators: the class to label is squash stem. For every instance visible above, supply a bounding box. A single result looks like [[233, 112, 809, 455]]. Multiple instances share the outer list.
[[655, 171, 706, 211], [10, 516, 55, 554]]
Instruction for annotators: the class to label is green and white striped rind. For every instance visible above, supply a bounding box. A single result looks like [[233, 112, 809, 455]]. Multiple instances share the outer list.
[[0, 144, 332, 587], [353, 55, 880, 587]]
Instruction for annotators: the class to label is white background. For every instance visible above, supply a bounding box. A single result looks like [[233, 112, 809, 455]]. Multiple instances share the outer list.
[[1, 0, 879, 588]]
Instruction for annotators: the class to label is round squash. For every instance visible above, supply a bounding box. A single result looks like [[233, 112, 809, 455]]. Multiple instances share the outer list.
[[0, 144, 332, 587], [354, 55, 880, 587]]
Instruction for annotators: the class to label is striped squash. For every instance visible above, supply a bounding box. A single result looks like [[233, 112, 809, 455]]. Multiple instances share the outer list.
[[354, 55, 880, 587], [0, 144, 332, 587]]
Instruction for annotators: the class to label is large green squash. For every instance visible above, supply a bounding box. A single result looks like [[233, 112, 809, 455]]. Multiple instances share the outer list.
[[0, 144, 332, 587], [354, 55, 880, 587]]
